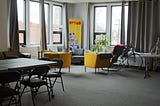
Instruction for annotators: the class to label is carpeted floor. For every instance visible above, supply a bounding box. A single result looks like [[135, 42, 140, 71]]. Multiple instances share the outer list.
[[21, 65, 160, 106]]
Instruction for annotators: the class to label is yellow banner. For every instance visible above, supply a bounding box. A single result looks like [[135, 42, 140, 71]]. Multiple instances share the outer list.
[[69, 19, 82, 49]]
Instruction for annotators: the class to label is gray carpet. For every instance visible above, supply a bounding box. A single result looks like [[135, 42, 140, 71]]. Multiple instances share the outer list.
[[21, 65, 160, 106]]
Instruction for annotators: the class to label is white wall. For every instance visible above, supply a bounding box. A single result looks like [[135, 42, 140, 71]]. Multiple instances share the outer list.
[[20, 45, 58, 59], [0, 0, 8, 51], [67, 3, 90, 49]]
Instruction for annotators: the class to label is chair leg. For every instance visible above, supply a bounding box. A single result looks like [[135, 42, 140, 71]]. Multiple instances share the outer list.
[[18, 93, 22, 106], [8, 96, 14, 106], [30, 88, 36, 106], [0, 99, 2, 106], [69, 67, 70, 72], [60, 76, 65, 91], [52, 77, 58, 87], [46, 84, 51, 100], [48, 78, 54, 97], [20, 86, 27, 97]]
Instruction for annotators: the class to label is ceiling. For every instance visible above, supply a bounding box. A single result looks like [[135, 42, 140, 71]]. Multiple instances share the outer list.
[[51, 0, 137, 3]]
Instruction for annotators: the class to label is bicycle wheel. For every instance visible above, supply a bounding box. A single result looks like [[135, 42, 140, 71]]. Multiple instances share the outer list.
[[127, 53, 143, 68]]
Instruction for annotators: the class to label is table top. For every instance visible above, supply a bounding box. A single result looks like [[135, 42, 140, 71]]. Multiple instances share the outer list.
[[0, 58, 56, 71], [140, 53, 160, 58]]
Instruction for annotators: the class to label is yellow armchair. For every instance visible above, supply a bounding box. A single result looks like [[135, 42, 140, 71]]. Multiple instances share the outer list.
[[84, 52, 112, 73], [43, 52, 71, 72], [43, 52, 59, 59]]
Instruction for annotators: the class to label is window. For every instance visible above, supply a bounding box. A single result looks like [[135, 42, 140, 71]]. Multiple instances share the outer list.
[[18, 31, 26, 46], [52, 5, 62, 44], [17, 0, 63, 46], [94, 6, 107, 43], [44, 3, 49, 44], [17, 0, 26, 45], [29, 1, 40, 45], [93, 3, 128, 46], [124, 6, 128, 45], [111, 6, 122, 45]]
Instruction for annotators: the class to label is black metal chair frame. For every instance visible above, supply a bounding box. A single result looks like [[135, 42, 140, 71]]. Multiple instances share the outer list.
[[20, 65, 51, 106], [0, 71, 21, 106], [42, 58, 64, 97]]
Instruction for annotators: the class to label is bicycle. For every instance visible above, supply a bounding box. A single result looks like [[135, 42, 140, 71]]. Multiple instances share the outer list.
[[119, 44, 143, 68]]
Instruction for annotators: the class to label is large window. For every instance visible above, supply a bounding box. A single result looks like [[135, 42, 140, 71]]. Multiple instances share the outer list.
[[44, 3, 49, 44], [17, 0, 26, 45], [94, 3, 128, 46], [94, 6, 107, 43], [17, 0, 63, 46], [52, 5, 62, 44], [111, 6, 122, 45], [29, 1, 40, 45]]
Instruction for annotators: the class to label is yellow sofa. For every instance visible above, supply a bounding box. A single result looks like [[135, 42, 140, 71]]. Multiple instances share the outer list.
[[43, 52, 71, 72], [84, 52, 112, 73]]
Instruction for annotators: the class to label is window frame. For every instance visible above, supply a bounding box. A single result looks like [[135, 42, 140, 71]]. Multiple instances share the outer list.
[[19, 30, 26, 46], [29, 0, 41, 45], [52, 31, 62, 44], [52, 4, 63, 44], [17, 0, 63, 47], [110, 5, 122, 46], [93, 3, 128, 46], [17, 0, 26, 46], [93, 6, 107, 44]]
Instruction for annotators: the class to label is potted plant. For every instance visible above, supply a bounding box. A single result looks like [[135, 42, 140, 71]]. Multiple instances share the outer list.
[[91, 34, 110, 52]]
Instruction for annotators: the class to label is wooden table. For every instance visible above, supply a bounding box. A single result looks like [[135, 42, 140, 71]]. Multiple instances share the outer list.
[[0, 58, 56, 71], [140, 53, 160, 78]]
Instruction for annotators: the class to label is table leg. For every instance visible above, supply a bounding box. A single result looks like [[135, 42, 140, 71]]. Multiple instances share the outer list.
[[144, 57, 151, 79]]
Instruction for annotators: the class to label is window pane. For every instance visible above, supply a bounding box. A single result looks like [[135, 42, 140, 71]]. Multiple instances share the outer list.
[[45, 3, 49, 44], [95, 7, 107, 32], [125, 6, 128, 45], [19, 33, 24, 44], [111, 6, 122, 45], [52, 34, 61, 43], [52, 5, 62, 43], [29, 1, 40, 45], [17, 0, 25, 30]]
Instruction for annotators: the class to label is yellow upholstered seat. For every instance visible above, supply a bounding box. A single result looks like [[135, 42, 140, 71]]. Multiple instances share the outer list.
[[43, 52, 59, 59], [43, 52, 71, 72], [84, 52, 112, 73]]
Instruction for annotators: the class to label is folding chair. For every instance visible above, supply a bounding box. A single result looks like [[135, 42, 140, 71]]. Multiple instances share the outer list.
[[0, 71, 21, 106], [20, 65, 51, 106], [43, 58, 64, 97]]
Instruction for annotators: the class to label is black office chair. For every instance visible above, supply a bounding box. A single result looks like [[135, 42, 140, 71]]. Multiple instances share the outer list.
[[20, 65, 51, 106], [0, 71, 21, 106], [43, 58, 64, 97], [111, 44, 126, 66]]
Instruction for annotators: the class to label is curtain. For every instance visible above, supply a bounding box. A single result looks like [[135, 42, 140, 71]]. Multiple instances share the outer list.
[[9, 0, 19, 52], [86, 3, 91, 50], [127, 0, 160, 52], [40, 0, 47, 51], [121, 1, 126, 44], [63, 3, 69, 52]]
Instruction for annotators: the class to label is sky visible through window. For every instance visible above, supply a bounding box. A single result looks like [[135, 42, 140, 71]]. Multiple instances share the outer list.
[[95, 7, 107, 32]]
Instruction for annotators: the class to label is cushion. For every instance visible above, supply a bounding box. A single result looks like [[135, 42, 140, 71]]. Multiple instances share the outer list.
[[73, 48, 84, 56], [3, 51, 21, 59]]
